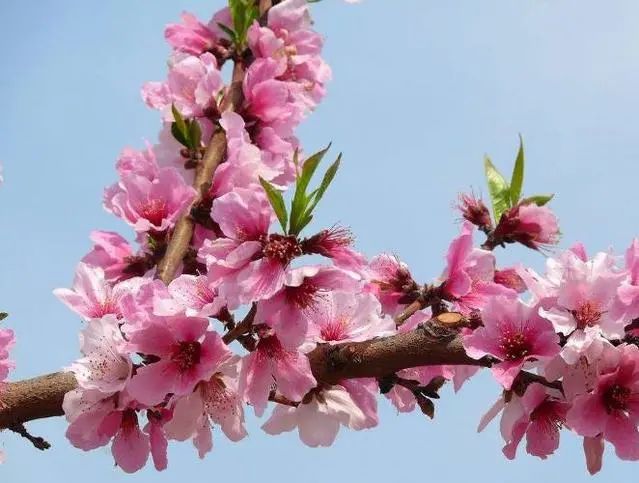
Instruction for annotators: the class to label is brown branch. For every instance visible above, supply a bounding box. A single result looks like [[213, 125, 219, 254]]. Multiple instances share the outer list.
[[0, 372, 76, 428], [308, 321, 487, 384], [156, 61, 245, 284], [0, 324, 485, 429], [8, 423, 51, 451], [222, 303, 257, 344]]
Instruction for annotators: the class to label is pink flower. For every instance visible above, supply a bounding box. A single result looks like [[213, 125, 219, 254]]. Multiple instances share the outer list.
[[104, 167, 196, 234], [144, 409, 170, 471], [365, 254, 416, 315], [142, 52, 223, 120], [539, 251, 625, 364], [493, 267, 527, 293], [566, 344, 639, 461], [211, 112, 288, 196], [238, 329, 316, 416], [115, 144, 159, 180], [167, 274, 227, 318], [262, 384, 366, 447], [300, 226, 366, 273], [583, 435, 605, 475], [440, 222, 516, 313], [463, 296, 560, 389], [202, 188, 305, 303], [340, 378, 379, 429], [67, 315, 132, 394], [243, 58, 302, 128], [493, 202, 560, 250], [0, 327, 15, 383], [456, 193, 492, 231], [255, 125, 299, 186], [126, 316, 230, 406], [248, 0, 330, 110], [267, 0, 311, 32], [257, 265, 359, 348], [54, 263, 137, 320], [303, 291, 395, 349], [165, 356, 247, 457], [616, 238, 639, 322], [81, 231, 134, 283], [64, 390, 150, 473], [165, 12, 218, 55], [501, 383, 569, 460]]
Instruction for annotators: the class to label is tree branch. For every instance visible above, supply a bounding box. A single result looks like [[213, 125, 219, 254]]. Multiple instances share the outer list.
[[156, 61, 245, 283], [0, 324, 484, 430]]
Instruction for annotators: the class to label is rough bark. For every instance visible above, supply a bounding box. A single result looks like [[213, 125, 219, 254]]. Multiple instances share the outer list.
[[0, 324, 483, 429]]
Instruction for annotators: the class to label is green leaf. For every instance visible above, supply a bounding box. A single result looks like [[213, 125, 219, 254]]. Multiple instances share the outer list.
[[0, 312, 7, 321], [171, 105, 191, 148], [509, 134, 525, 205], [228, 0, 258, 48], [259, 177, 288, 233], [189, 120, 202, 149], [296, 213, 314, 235], [171, 105, 187, 136], [289, 145, 331, 235], [521, 194, 554, 206], [217, 22, 237, 43], [305, 153, 341, 215], [171, 123, 190, 148], [484, 155, 511, 222]]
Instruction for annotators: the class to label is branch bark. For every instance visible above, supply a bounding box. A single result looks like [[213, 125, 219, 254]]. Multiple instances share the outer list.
[[156, 61, 245, 283], [0, 324, 483, 429]]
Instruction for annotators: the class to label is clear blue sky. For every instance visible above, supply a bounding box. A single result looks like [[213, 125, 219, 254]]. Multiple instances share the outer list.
[[1, 0, 638, 481]]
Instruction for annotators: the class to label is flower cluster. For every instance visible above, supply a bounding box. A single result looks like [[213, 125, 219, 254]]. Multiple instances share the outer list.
[[50, 0, 635, 476], [56, 0, 390, 473], [470, 241, 639, 473]]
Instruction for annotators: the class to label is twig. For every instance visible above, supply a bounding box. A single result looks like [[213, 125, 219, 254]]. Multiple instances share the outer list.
[[156, 61, 246, 284], [8, 423, 51, 451], [222, 303, 257, 344]]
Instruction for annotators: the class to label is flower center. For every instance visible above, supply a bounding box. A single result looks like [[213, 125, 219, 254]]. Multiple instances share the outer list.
[[319, 318, 349, 342], [195, 279, 216, 305], [257, 334, 285, 359], [530, 400, 566, 431], [121, 409, 139, 434], [572, 301, 602, 329], [603, 384, 631, 412], [285, 280, 320, 310], [498, 328, 531, 361], [140, 199, 168, 227], [171, 341, 202, 372], [261, 234, 302, 265]]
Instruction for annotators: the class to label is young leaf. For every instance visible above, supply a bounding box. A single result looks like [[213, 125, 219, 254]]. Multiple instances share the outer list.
[[171, 123, 191, 148], [259, 177, 288, 233], [217, 22, 237, 43], [189, 119, 202, 149], [296, 213, 314, 235], [484, 155, 511, 222], [509, 134, 525, 205], [171, 105, 187, 136], [305, 153, 341, 215], [520, 194, 554, 206], [171, 105, 191, 148], [289, 145, 331, 235]]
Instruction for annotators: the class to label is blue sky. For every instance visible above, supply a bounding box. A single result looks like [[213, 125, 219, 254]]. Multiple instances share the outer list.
[[1, 0, 639, 481]]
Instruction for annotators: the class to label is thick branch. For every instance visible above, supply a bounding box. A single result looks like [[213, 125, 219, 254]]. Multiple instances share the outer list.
[[308, 322, 486, 384], [0, 325, 485, 429], [0, 372, 77, 428]]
